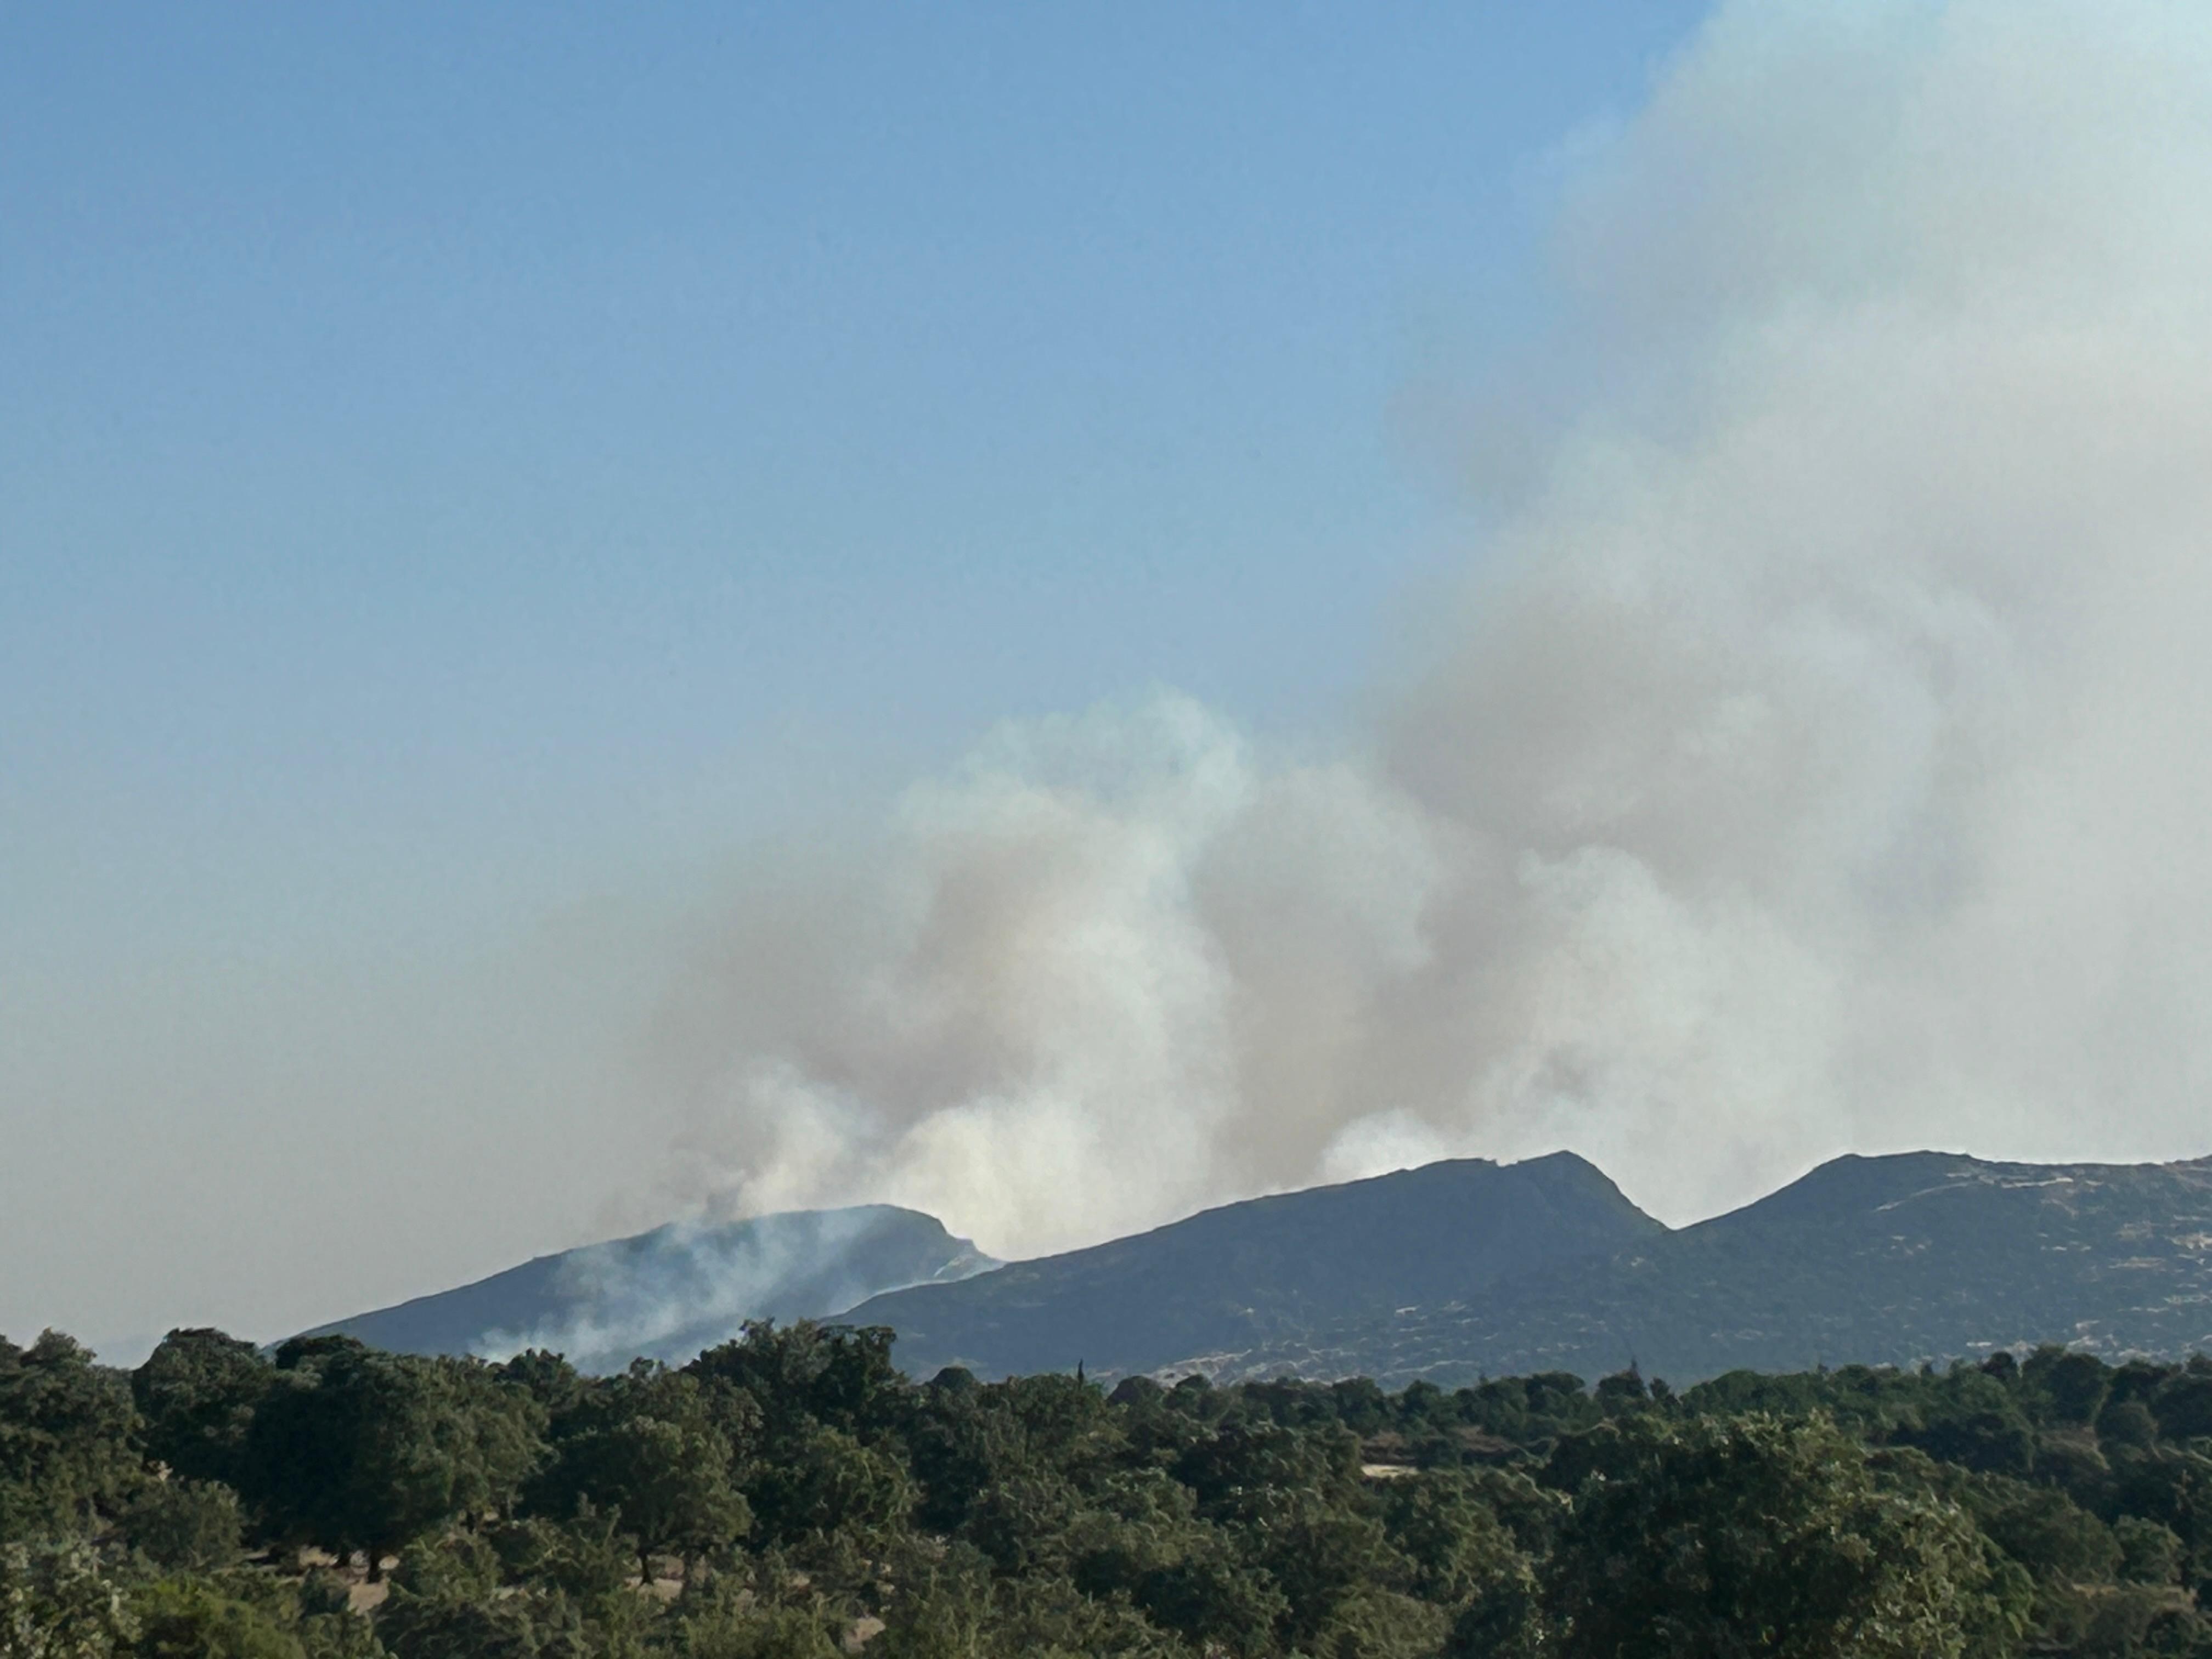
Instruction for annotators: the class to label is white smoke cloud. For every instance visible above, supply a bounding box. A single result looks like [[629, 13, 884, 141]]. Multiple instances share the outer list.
[[661, 0, 2212, 1249]]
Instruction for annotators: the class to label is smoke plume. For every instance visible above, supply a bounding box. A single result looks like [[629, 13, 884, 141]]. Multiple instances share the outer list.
[[658, 0, 2212, 1254], [471, 1207, 992, 1372]]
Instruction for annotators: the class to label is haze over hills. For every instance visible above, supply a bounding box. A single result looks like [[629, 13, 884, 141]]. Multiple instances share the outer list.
[[836, 1153, 1666, 1381], [298, 1204, 995, 1373]]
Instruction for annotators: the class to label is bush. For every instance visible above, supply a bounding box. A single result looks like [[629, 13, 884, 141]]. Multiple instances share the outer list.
[[128, 1577, 303, 1659], [120, 1479, 245, 1572], [0, 1541, 136, 1659]]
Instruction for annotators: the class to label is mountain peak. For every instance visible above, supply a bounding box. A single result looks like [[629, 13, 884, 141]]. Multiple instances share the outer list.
[[837, 1152, 1666, 1381], [1733, 1148, 2212, 1226]]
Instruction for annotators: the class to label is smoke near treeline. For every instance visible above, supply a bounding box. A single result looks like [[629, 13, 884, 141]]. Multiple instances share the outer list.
[[653, 0, 2212, 1259]]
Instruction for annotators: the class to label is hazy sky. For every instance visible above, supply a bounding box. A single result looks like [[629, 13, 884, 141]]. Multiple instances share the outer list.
[[22, 3, 2211, 1362], [2, 5, 1707, 1347]]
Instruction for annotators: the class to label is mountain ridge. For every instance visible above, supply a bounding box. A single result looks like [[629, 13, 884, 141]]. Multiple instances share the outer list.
[[304, 1147, 2212, 1390], [836, 1151, 1666, 1380], [299, 1203, 996, 1372], [1109, 1149, 2212, 1386]]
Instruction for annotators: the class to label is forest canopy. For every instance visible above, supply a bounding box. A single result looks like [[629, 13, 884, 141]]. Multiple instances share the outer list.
[[7, 1323, 2212, 1657]]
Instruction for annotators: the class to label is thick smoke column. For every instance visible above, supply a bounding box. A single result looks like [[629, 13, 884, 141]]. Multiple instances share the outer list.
[[662, 0, 2212, 1254]]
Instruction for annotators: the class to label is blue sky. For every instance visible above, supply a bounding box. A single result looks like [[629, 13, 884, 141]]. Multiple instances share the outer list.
[[2, 4, 1711, 1343]]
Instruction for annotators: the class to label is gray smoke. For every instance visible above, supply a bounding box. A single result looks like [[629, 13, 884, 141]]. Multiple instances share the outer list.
[[656, 0, 2212, 1255], [470, 1209, 881, 1370], [470, 1207, 995, 1371]]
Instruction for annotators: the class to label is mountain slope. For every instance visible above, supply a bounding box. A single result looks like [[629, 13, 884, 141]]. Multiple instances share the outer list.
[[835, 1153, 1665, 1380], [301, 1205, 996, 1372], [1186, 1152, 2212, 1386]]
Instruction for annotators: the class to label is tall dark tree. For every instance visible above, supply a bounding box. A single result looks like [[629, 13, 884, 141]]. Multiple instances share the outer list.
[[131, 1329, 272, 1492], [244, 1344, 543, 1577]]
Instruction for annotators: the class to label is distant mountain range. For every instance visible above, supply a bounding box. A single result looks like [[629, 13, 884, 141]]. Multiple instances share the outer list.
[[297, 1205, 995, 1373], [307, 1149, 2212, 1387], [1230, 1150, 2212, 1388], [848, 1150, 2212, 1387]]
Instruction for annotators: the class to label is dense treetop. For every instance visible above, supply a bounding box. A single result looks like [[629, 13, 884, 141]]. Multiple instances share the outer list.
[[9, 1321, 2212, 1656]]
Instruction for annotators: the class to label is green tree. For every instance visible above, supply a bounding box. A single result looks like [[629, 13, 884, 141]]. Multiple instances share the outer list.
[[294, 1572, 385, 1659], [0, 1542, 136, 1659], [959, 1470, 1085, 1578], [2152, 1371, 2212, 1442], [1905, 1372, 2038, 1479], [744, 1424, 912, 1548], [373, 1588, 584, 1659], [1379, 1468, 1543, 1607], [663, 1598, 845, 1659], [2022, 1347, 2110, 1427], [905, 1375, 1029, 1535], [1595, 1367, 1652, 1417], [532, 1410, 749, 1579], [246, 1345, 544, 1576], [117, 1477, 246, 1571], [2115, 1515, 2185, 1584], [1233, 1484, 1419, 1652], [1961, 1473, 2119, 1585], [128, 1579, 304, 1659], [0, 1334, 140, 1541], [687, 1323, 906, 1443], [1127, 1539, 1285, 1659], [132, 1329, 272, 1492], [1543, 1413, 2018, 1659]]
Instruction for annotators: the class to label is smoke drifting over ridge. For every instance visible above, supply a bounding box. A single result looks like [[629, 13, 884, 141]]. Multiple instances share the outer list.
[[662, 0, 2212, 1257]]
